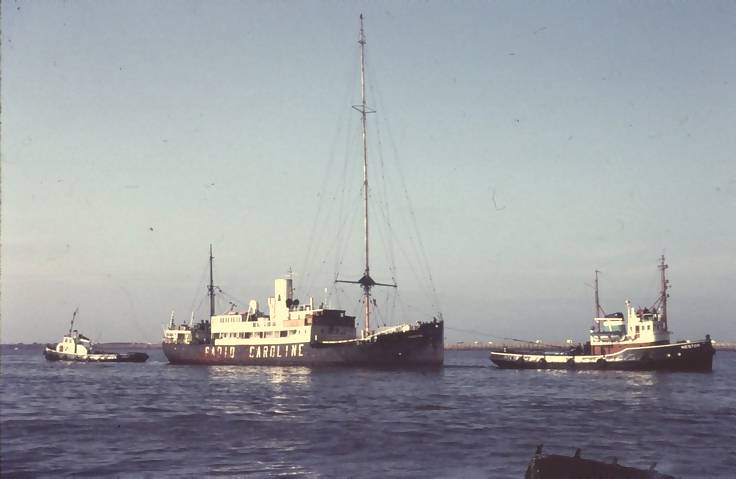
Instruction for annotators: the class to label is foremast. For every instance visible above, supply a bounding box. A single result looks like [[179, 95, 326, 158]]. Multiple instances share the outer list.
[[658, 254, 669, 332], [336, 14, 395, 336], [208, 244, 216, 317]]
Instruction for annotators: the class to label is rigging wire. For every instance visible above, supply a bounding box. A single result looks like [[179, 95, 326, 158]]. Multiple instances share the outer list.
[[187, 259, 210, 317], [192, 293, 207, 318], [367, 63, 443, 317], [305, 103, 363, 300], [296, 25, 444, 325], [300, 55, 361, 295], [445, 326, 572, 349], [216, 287, 249, 312]]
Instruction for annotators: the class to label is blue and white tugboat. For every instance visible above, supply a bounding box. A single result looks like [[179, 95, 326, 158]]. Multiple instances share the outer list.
[[162, 16, 444, 367], [490, 256, 715, 371], [44, 309, 149, 363]]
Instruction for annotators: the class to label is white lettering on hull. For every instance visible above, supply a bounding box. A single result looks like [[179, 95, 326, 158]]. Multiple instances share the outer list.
[[203, 344, 305, 360], [248, 344, 304, 359], [204, 346, 236, 359]]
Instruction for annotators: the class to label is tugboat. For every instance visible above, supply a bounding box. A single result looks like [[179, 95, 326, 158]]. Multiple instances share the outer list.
[[490, 256, 715, 371], [44, 309, 149, 363], [161, 16, 444, 367]]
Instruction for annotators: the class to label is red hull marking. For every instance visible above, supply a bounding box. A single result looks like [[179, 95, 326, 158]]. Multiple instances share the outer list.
[[592, 342, 660, 355]]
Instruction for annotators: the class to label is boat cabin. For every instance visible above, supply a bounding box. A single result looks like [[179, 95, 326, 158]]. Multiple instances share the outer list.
[[589, 300, 670, 355], [55, 331, 91, 356], [163, 322, 193, 345]]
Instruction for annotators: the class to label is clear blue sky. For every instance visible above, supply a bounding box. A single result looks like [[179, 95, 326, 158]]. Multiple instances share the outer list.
[[2, 1, 734, 344]]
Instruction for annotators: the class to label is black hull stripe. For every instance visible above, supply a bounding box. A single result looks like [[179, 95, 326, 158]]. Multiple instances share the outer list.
[[490, 341, 715, 371], [163, 323, 444, 367]]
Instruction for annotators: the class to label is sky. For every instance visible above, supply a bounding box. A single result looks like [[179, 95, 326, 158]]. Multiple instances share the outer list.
[[2, 1, 735, 344]]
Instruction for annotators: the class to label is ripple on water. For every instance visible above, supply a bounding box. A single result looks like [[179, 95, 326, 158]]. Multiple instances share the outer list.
[[1, 349, 734, 478]]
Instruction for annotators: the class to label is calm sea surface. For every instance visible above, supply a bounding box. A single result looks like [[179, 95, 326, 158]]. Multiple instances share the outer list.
[[1, 347, 734, 478]]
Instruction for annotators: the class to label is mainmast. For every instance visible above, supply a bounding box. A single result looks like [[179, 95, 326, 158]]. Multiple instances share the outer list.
[[208, 244, 215, 317], [353, 13, 374, 334], [359, 13, 370, 287], [357, 13, 372, 334], [337, 14, 395, 336], [658, 255, 669, 331]]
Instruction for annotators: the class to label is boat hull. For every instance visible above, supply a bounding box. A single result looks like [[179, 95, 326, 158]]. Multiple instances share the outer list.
[[44, 347, 149, 363], [490, 339, 715, 372], [163, 321, 444, 367], [526, 446, 675, 479]]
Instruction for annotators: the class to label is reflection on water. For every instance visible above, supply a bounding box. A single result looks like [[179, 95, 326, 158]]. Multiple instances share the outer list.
[[203, 365, 316, 418], [266, 366, 312, 385], [622, 371, 658, 387], [1, 348, 734, 478], [207, 365, 312, 386]]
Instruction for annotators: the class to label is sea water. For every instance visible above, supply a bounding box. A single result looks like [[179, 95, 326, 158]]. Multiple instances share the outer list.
[[2, 347, 734, 477]]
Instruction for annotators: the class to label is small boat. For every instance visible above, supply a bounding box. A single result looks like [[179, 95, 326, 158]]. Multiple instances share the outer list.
[[490, 256, 715, 371], [44, 309, 149, 363], [525, 445, 675, 479]]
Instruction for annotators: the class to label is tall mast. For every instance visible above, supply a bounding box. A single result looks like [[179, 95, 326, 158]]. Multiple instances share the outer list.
[[658, 255, 669, 331], [337, 14, 395, 336], [208, 244, 215, 317], [359, 13, 369, 286], [356, 13, 373, 334]]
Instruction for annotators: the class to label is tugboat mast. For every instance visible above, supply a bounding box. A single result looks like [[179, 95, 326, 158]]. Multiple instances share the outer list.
[[594, 269, 605, 320], [208, 244, 215, 317], [69, 307, 79, 335], [659, 255, 669, 331]]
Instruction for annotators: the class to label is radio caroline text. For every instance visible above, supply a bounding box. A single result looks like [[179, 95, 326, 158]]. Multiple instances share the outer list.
[[204, 344, 306, 359]]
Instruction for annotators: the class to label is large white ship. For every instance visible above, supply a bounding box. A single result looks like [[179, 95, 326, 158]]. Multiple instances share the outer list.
[[163, 249, 443, 366], [162, 15, 444, 367]]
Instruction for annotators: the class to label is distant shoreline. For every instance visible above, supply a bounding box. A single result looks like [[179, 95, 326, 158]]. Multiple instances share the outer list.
[[1, 342, 160, 350], [4, 341, 736, 352]]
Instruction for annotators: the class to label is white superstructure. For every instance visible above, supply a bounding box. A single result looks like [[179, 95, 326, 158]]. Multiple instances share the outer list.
[[163, 278, 358, 347], [590, 302, 671, 355]]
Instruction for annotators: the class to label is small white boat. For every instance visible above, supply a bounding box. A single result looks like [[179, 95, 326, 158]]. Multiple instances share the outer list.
[[44, 309, 148, 363]]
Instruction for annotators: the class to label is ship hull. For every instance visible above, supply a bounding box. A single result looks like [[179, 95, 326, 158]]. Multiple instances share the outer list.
[[490, 339, 714, 372], [163, 321, 443, 367], [44, 347, 149, 363]]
